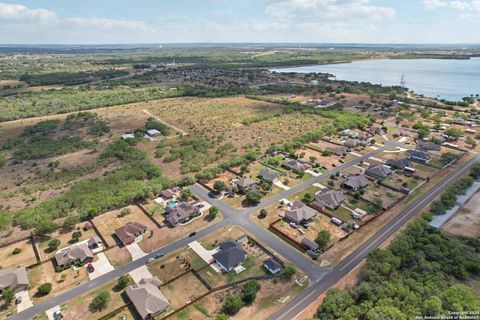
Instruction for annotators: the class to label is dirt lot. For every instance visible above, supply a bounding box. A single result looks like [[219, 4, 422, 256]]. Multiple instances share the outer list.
[[443, 190, 480, 238], [162, 272, 210, 309], [362, 184, 404, 210], [28, 261, 89, 304], [61, 277, 132, 320], [0, 239, 37, 268], [37, 224, 98, 260], [148, 249, 206, 283], [92, 205, 157, 247], [104, 246, 131, 268]]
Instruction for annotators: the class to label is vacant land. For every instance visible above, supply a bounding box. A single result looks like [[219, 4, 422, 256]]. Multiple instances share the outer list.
[[443, 190, 480, 238], [0, 239, 37, 268], [162, 272, 210, 309]]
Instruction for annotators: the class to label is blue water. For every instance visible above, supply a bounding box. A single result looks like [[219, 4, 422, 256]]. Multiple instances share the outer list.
[[166, 201, 178, 207], [271, 58, 480, 101]]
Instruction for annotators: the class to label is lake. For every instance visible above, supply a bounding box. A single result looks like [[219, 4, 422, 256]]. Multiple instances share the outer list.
[[271, 58, 480, 101]]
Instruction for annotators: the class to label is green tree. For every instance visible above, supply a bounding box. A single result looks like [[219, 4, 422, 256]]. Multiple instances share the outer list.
[[302, 192, 314, 203], [259, 209, 268, 219], [444, 128, 462, 140], [317, 288, 354, 320], [37, 283, 52, 296], [223, 293, 244, 316], [470, 163, 480, 179], [315, 230, 331, 250], [48, 239, 60, 251], [213, 181, 227, 195], [180, 188, 193, 201], [241, 280, 261, 304], [422, 297, 443, 317], [89, 291, 111, 312], [71, 230, 82, 242], [208, 206, 219, 219], [62, 216, 79, 230], [245, 189, 262, 205], [116, 275, 130, 290], [34, 220, 58, 236], [366, 305, 406, 320], [2, 288, 14, 304]]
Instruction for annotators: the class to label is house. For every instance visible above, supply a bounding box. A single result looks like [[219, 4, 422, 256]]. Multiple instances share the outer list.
[[146, 129, 162, 137], [234, 177, 257, 192], [344, 139, 358, 149], [55, 243, 94, 268], [115, 222, 148, 246], [406, 150, 431, 164], [259, 169, 279, 183], [121, 133, 135, 140], [343, 175, 369, 191], [453, 118, 466, 125], [386, 158, 412, 170], [87, 236, 103, 250], [327, 146, 347, 156], [0, 267, 29, 293], [313, 189, 347, 210], [165, 202, 200, 227], [302, 238, 319, 252], [322, 135, 331, 142], [417, 141, 441, 151], [263, 258, 282, 275], [282, 159, 310, 173], [160, 187, 180, 199], [213, 239, 248, 272], [126, 278, 170, 320], [284, 201, 317, 225], [365, 165, 393, 180]]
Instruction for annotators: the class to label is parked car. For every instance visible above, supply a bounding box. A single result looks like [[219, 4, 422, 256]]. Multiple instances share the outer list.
[[87, 263, 95, 273], [15, 296, 22, 305], [155, 253, 164, 259], [189, 232, 197, 237], [146, 258, 155, 264]]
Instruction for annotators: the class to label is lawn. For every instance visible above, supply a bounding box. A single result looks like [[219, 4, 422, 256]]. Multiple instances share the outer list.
[[148, 249, 205, 283], [324, 205, 353, 222], [37, 224, 98, 260], [61, 277, 132, 320], [0, 239, 37, 269], [161, 272, 210, 309], [104, 246, 132, 268], [28, 261, 89, 304]]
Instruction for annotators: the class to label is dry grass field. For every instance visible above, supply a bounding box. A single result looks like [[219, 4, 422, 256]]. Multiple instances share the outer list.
[[0, 239, 37, 268], [443, 190, 480, 238]]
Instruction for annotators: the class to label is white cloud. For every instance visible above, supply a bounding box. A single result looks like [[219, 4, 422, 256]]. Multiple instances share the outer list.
[[423, 0, 480, 11], [66, 18, 152, 32], [0, 2, 57, 23]]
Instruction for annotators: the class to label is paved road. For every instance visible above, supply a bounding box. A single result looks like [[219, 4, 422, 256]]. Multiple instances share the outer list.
[[268, 154, 480, 320], [8, 141, 430, 320]]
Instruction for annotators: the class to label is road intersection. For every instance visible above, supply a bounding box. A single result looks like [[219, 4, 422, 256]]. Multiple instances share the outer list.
[[12, 142, 477, 320]]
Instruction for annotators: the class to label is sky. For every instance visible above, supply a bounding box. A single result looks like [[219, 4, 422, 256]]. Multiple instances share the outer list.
[[0, 0, 480, 44]]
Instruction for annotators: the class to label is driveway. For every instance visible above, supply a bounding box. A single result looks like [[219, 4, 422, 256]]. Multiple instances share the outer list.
[[88, 252, 114, 280], [15, 290, 33, 312], [45, 305, 62, 320], [129, 265, 153, 284], [126, 242, 146, 260]]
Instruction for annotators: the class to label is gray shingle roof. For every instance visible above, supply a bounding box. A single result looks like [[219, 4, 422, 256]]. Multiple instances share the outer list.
[[126, 280, 170, 319], [259, 169, 278, 182], [213, 240, 247, 270], [366, 165, 393, 179], [343, 175, 370, 190], [314, 189, 347, 209], [284, 201, 317, 224], [0, 267, 29, 293], [55, 243, 93, 267]]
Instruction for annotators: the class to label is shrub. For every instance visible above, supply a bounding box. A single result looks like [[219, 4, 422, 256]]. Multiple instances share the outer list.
[[37, 283, 52, 296], [223, 293, 244, 316], [12, 247, 21, 255], [241, 280, 261, 304], [89, 291, 111, 312], [48, 239, 60, 251], [209, 206, 219, 219]]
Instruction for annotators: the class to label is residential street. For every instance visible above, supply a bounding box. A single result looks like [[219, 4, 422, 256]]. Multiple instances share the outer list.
[[12, 142, 475, 320]]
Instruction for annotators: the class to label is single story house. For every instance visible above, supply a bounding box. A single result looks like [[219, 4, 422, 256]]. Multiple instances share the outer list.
[[212, 239, 248, 273], [263, 258, 282, 275], [160, 187, 180, 199], [284, 201, 317, 225], [126, 277, 170, 320], [417, 141, 441, 151], [386, 158, 412, 170], [259, 169, 279, 183], [302, 238, 320, 252], [327, 146, 347, 157], [115, 222, 148, 246], [146, 129, 162, 137], [0, 267, 29, 293], [234, 177, 258, 192], [343, 175, 370, 191], [406, 150, 431, 164], [344, 139, 358, 149], [282, 159, 310, 173], [165, 202, 201, 227], [121, 133, 135, 140], [55, 243, 94, 268], [313, 189, 347, 210], [87, 236, 103, 250], [365, 165, 393, 180]]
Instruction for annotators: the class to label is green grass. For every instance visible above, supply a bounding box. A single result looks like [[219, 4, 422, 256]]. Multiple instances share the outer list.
[[176, 310, 192, 320], [193, 304, 210, 317], [324, 205, 352, 222]]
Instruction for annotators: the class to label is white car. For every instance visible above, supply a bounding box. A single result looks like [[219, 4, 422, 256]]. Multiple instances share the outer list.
[[146, 258, 155, 264]]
